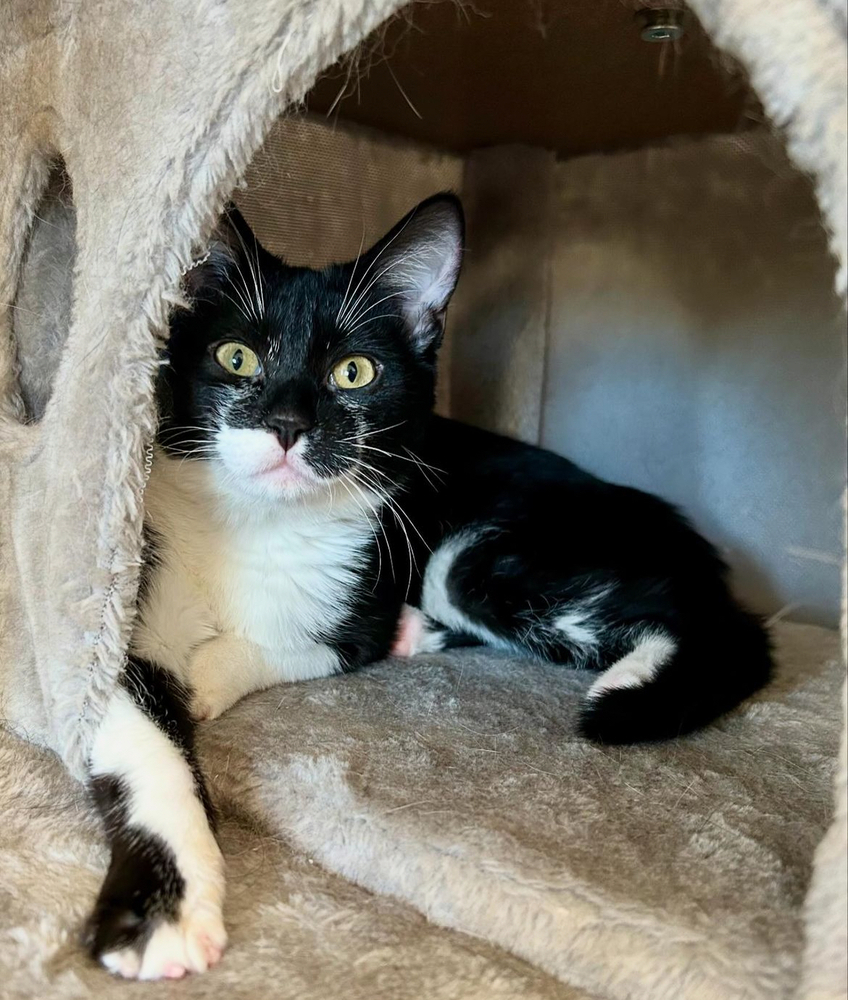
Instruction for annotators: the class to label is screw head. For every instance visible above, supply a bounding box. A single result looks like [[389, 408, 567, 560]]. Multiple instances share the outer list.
[[637, 9, 686, 42]]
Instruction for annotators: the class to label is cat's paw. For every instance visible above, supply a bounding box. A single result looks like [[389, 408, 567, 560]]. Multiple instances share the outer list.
[[85, 815, 227, 979], [186, 633, 266, 721], [391, 604, 446, 657], [91, 898, 227, 980], [190, 685, 237, 722]]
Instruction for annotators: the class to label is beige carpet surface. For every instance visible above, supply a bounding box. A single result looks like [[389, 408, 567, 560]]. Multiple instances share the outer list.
[[0, 738, 575, 1000], [202, 621, 844, 1000], [1, 620, 842, 1000]]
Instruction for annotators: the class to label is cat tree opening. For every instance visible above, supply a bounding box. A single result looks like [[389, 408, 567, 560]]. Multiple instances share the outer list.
[[227, 2, 844, 631]]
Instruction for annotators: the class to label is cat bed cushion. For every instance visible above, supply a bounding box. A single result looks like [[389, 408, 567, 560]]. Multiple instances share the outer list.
[[0, 621, 842, 1000]]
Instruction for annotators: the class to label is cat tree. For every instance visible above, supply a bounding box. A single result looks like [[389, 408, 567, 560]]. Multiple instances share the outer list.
[[0, 1, 845, 998]]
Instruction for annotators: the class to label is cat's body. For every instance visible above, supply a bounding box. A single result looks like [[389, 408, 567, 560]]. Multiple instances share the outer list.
[[83, 194, 773, 979]]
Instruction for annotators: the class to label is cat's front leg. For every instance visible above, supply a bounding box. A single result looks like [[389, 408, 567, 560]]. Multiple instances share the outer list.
[[187, 633, 340, 720], [87, 657, 226, 979]]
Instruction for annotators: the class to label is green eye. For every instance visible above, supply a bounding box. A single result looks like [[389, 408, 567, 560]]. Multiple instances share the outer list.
[[214, 342, 261, 377], [331, 356, 377, 390]]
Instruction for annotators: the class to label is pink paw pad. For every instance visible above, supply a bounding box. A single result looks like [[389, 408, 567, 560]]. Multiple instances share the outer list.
[[391, 605, 430, 657], [200, 935, 223, 967]]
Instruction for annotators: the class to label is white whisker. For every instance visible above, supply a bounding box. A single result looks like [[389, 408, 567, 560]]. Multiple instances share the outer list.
[[336, 210, 422, 328], [339, 420, 407, 443], [338, 472, 392, 588], [229, 220, 265, 321], [336, 230, 367, 325], [343, 313, 401, 338], [340, 248, 428, 330]]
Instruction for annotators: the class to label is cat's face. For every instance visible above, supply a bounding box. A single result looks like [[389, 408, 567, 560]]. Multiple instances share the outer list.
[[159, 195, 463, 507]]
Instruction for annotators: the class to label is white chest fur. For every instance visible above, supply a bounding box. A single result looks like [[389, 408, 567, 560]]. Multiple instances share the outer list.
[[132, 453, 375, 682]]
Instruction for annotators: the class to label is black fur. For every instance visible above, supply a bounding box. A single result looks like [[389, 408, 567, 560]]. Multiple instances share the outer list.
[[84, 775, 184, 958], [411, 418, 774, 742], [120, 655, 215, 823]]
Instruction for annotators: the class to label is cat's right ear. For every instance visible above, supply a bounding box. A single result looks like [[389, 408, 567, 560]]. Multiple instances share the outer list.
[[181, 204, 255, 298]]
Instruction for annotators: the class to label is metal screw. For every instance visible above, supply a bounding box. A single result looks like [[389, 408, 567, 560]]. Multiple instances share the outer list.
[[637, 8, 686, 42]]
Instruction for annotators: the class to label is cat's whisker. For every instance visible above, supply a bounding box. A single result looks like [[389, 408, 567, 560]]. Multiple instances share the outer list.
[[335, 211, 419, 327], [340, 249, 429, 328], [335, 230, 367, 325], [342, 313, 400, 338], [233, 262, 260, 323], [229, 220, 265, 321], [355, 459, 432, 554], [357, 473, 413, 595], [157, 424, 215, 435], [158, 423, 213, 433], [217, 250, 257, 320], [253, 244, 266, 319], [339, 244, 432, 326], [332, 232, 428, 324], [220, 286, 253, 323], [337, 472, 392, 588], [339, 249, 428, 330], [339, 419, 407, 444], [352, 462, 426, 598], [163, 442, 217, 452], [175, 445, 219, 469], [347, 440, 446, 482], [157, 428, 214, 442], [402, 446, 446, 486]]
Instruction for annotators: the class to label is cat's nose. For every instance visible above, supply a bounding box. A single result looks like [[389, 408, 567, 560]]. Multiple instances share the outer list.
[[265, 413, 312, 452]]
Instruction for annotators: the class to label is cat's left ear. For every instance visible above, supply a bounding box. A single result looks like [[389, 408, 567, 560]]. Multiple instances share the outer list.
[[182, 203, 259, 298], [358, 193, 464, 353]]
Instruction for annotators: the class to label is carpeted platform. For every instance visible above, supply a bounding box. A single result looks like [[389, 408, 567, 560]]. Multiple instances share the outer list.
[[1, 621, 842, 1000]]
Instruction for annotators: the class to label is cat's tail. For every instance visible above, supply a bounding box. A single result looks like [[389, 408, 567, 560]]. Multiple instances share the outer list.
[[578, 606, 773, 744]]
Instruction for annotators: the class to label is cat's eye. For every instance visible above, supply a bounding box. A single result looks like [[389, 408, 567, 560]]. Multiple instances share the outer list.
[[214, 342, 261, 377], [331, 355, 377, 390]]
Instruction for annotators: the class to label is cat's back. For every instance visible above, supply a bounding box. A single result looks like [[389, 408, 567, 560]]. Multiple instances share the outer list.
[[425, 416, 597, 488]]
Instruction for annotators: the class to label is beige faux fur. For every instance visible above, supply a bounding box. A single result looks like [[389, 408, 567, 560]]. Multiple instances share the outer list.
[[0, 0, 406, 780], [0, 724, 575, 1000], [686, 3, 848, 993], [0, 622, 842, 999]]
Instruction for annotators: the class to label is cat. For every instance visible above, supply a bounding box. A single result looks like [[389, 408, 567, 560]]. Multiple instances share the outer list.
[[84, 194, 772, 979]]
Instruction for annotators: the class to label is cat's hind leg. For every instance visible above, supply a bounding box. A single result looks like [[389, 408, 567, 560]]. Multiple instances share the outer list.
[[418, 526, 608, 664], [85, 657, 226, 979], [419, 526, 772, 743]]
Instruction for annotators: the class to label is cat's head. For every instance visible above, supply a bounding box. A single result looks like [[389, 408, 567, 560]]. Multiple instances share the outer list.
[[159, 194, 463, 507]]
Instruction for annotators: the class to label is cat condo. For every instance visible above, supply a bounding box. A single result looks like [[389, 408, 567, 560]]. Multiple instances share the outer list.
[[1, 2, 845, 998]]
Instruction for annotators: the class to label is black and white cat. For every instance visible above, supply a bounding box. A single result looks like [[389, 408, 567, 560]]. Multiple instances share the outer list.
[[85, 194, 772, 978]]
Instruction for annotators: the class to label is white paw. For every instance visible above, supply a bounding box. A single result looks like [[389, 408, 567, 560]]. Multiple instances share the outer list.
[[186, 633, 264, 721], [100, 902, 227, 980], [391, 604, 445, 657], [190, 685, 237, 722]]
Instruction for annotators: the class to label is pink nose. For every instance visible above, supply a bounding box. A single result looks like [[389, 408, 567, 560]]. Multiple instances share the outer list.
[[264, 414, 311, 452]]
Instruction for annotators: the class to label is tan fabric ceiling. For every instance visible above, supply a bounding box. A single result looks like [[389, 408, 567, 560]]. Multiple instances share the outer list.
[[307, 0, 760, 156]]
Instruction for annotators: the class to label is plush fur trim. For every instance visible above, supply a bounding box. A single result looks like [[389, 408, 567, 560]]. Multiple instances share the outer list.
[[688, 0, 847, 299], [682, 4, 848, 993], [0, 0, 405, 778]]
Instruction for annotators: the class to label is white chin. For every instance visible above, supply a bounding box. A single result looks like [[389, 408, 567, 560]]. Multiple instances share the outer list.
[[213, 427, 325, 502], [252, 465, 322, 497]]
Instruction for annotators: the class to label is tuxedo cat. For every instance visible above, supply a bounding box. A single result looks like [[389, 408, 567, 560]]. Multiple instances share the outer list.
[[86, 194, 772, 979]]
